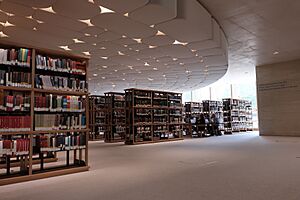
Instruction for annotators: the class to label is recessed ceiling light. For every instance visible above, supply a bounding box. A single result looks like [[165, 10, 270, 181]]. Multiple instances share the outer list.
[[36, 20, 44, 24], [200, 59, 204, 62], [92, 43, 97, 46], [150, 24, 155, 28], [94, 90, 97, 93], [149, 45, 157, 49], [156, 30, 165, 36], [153, 67, 158, 70], [162, 74, 166, 77], [100, 6, 115, 14], [84, 33, 91, 36], [124, 45, 128, 47], [133, 38, 142, 43], [79, 19, 94, 26], [122, 35, 127, 38], [82, 51, 91, 56], [173, 40, 188, 45], [122, 78, 126, 81], [273, 51, 279, 55], [59, 45, 71, 51], [100, 47, 106, 50], [148, 77, 153, 81], [118, 51, 125, 55], [128, 66, 134, 70], [172, 58, 178, 61], [138, 71, 142, 74], [0, 31, 8, 38], [144, 62, 150, 66], [93, 73, 98, 77], [33, 27, 37, 31], [101, 56, 108, 59], [114, 69, 118, 72], [180, 63, 184, 65], [112, 84, 116, 87], [88, 78, 92, 81], [124, 13, 129, 17], [88, 0, 95, 3], [102, 77, 106, 79], [102, 66, 108, 68], [73, 38, 85, 43], [26, 15, 34, 19], [191, 49, 197, 52], [0, 10, 15, 16], [129, 48, 132, 50], [39, 6, 56, 14], [135, 49, 140, 52], [0, 21, 14, 27]]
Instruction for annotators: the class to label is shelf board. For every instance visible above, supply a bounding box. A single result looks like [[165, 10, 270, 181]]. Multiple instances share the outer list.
[[35, 129, 89, 134], [131, 137, 183, 145], [34, 88, 87, 96], [0, 130, 33, 135], [0, 165, 89, 186], [0, 86, 32, 92]]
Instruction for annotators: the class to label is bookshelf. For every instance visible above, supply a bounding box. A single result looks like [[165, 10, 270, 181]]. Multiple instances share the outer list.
[[223, 98, 253, 134], [89, 95, 106, 141], [104, 92, 125, 143], [0, 45, 89, 185], [125, 88, 183, 145], [202, 100, 224, 136], [245, 100, 253, 131], [183, 102, 203, 137]]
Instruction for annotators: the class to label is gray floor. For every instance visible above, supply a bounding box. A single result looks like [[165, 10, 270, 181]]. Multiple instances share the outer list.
[[1, 132, 300, 200]]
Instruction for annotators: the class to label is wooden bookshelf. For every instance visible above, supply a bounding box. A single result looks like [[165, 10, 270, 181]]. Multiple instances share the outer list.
[[0, 45, 89, 185], [223, 98, 252, 134], [105, 92, 125, 143], [125, 88, 183, 145], [183, 102, 202, 137], [88, 95, 106, 141]]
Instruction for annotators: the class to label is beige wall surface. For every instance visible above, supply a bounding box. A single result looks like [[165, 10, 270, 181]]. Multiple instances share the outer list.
[[257, 59, 300, 136]]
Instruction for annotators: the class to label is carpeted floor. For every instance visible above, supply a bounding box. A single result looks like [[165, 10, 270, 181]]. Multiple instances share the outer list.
[[1, 132, 300, 200]]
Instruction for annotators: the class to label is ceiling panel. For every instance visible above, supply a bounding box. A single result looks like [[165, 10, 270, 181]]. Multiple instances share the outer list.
[[94, 0, 149, 14], [91, 13, 156, 38], [33, 10, 88, 31], [130, 0, 177, 25], [52, 0, 100, 20], [142, 35, 174, 46], [0, 1, 34, 16]]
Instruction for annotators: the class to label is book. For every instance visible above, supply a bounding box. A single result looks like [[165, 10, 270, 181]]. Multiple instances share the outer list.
[[35, 75, 86, 92], [34, 114, 86, 131], [0, 116, 31, 132], [34, 95, 85, 112], [0, 48, 31, 67], [36, 54, 86, 75]]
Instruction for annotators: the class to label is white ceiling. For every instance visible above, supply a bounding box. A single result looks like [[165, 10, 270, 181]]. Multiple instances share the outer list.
[[198, 0, 300, 83], [0, 0, 228, 94], [2, 1, 298, 94]]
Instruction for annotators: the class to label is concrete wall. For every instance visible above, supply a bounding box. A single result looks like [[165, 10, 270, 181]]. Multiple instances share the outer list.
[[256, 59, 300, 136]]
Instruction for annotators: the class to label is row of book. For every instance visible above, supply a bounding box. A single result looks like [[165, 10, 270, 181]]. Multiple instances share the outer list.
[[0, 116, 31, 132], [0, 139, 30, 156], [35, 75, 86, 92], [34, 114, 86, 131], [34, 95, 85, 112], [0, 70, 32, 88], [36, 54, 86, 75], [37, 134, 86, 152], [0, 48, 31, 67], [0, 93, 31, 112]]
